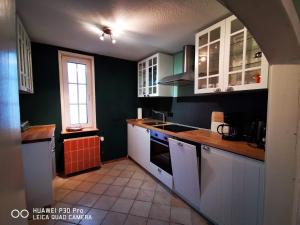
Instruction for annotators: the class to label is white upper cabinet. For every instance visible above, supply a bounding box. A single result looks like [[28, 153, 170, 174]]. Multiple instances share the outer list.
[[17, 16, 34, 93], [224, 16, 268, 91], [138, 53, 173, 97], [195, 20, 226, 94], [195, 15, 269, 94]]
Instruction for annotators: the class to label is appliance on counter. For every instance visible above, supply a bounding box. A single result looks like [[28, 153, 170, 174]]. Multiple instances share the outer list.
[[150, 130, 173, 175], [158, 45, 195, 85], [245, 120, 266, 149], [217, 112, 247, 141]]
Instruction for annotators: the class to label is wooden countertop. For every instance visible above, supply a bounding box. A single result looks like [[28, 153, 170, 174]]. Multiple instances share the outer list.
[[127, 119, 265, 161], [22, 124, 56, 144]]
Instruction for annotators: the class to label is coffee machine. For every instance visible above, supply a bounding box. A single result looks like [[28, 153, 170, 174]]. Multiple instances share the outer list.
[[217, 112, 245, 141]]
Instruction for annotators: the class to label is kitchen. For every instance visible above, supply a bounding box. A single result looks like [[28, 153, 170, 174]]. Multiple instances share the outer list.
[[1, 0, 300, 225]]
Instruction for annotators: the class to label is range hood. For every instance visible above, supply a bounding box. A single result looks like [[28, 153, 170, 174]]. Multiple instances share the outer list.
[[159, 45, 195, 86]]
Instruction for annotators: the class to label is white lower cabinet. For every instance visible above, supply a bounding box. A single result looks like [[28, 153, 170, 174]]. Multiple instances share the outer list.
[[127, 124, 150, 171], [22, 138, 55, 210], [200, 145, 264, 225], [169, 138, 201, 210]]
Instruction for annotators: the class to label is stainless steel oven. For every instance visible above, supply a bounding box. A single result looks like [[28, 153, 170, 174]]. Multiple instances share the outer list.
[[150, 130, 172, 175]]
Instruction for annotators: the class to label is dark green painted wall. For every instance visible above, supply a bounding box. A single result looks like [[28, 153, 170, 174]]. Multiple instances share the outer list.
[[19, 42, 137, 172]]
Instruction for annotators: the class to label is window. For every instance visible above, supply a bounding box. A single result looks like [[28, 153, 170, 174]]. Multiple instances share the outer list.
[[58, 51, 96, 131]]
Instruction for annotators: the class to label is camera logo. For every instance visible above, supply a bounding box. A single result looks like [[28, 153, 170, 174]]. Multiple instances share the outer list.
[[11, 209, 29, 219]]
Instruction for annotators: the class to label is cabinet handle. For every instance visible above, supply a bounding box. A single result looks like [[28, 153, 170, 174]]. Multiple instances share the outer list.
[[226, 87, 234, 92], [157, 168, 162, 173], [146, 129, 150, 133], [202, 145, 210, 151], [177, 142, 183, 147], [144, 94, 146, 97]]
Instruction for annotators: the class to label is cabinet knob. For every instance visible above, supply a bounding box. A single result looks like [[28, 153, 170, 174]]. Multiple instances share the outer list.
[[202, 145, 210, 151], [144, 94, 146, 97], [157, 168, 162, 173], [146, 129, 150, 133], [214, 88, 221, 93], [177, 142, 183, 147], [147, 95, 150, 97]]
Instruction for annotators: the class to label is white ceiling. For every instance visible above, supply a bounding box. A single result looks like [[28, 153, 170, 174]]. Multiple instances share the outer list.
[[16, 0, 229, 61]]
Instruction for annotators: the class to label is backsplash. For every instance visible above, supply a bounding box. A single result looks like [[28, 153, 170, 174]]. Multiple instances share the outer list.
[[138, 90, 268, 129]]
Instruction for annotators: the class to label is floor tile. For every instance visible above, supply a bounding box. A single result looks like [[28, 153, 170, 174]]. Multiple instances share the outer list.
[[75, 181, 95, 192], [95, 167, 110, 175], [80, 208, 107, 225], [107, 169, 122, 177], [112, 177, 130, 186], [53, 177, 68, 189], [61, 190, 85, 204], [77, 193, 100, 207], [111, 198, 134, 213], [113, 164, 128, 170], [85, 174, 103, 183], [156, 184, 170, 193], [89, 183, 109, 195], [54, 188, 71, 201], [149, 204, 170, 222], [132, 171, 146, 180], [170, 207, 192, 225], [136, 189, 155, 202], [147, 219, 169, 225], [55, 221, 74, 225], [153, 191, 172, 205], [130, 200, 152, 217], [141, 181, 157, 191], [61, 179, 82, 190], [119, 170, 134, 178], [124, 215, 147, 225], [101, 211, 127, 225], [63, 205, 89, 224], [171, 196, 189, 209], [93, 195, 117, 210], [127, 179, 143, 188], [126, 165, 139, 171], [98, 175, 116, 185], [70, 173, 89, 181], [103, 185, 124, 197], [28, 219, 55, 225], [120, 187, 139, 199]]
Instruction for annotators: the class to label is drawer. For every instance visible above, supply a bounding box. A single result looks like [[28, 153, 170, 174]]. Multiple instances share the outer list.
[[149, 162, 173, 189]]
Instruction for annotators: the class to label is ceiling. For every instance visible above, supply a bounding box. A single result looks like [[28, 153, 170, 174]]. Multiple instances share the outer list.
[[16, 0, 229, 61]]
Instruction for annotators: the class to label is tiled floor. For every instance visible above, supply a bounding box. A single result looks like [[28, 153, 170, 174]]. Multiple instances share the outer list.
[[29, 158, 210, 225]]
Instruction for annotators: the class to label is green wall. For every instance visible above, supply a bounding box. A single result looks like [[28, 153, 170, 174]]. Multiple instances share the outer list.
[[19, 42, 137, 172]]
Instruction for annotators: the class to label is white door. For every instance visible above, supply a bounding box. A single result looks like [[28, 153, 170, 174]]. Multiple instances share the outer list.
[[169, 138, 201, 209]]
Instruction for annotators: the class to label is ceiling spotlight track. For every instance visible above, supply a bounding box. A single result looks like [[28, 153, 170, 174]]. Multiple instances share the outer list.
[[99, 26, 117, 44]]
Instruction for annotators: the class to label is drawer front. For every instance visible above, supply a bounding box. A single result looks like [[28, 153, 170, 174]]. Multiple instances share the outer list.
[[149, 162, 173, 189]]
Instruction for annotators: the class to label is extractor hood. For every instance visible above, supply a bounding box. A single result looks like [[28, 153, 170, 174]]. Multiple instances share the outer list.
[[159, 45, 195, 86]]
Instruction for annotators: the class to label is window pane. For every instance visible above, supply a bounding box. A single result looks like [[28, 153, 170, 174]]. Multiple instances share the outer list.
[[78, 84, 87, 104], [79, 105, 87, 124], [199, 33, 208, 46], [210, 28, 220, 42], [70, 104, 79, 124], [245, 32, 262, 69], [77, 64, 86, 84], [231, 19, 244, 33], [229, 72, 242, 86], [68, 84, 78, 104], [209, 42, 220, 75], [67, 63, 77, 83], [198, 46, 207, 77], [245, 69, 261, 84], [229, 32, 244, 72]]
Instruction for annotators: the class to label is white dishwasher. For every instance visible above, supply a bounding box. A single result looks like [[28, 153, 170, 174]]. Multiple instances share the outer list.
[[169, 138, 201, 210]]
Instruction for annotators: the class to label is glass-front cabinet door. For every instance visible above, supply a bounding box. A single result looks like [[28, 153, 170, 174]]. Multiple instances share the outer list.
[[138, 61, 147, 97], [195, 21, 226, 94], [147, 56, 158, 96], [224, 16, 268, 91]]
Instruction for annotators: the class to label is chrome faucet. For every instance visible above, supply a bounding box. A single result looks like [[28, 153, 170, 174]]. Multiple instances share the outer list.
[[152, 110, 166, 123]]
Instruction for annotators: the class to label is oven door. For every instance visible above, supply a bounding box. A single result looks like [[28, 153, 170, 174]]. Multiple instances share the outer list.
[[150, 137, 172, 175]]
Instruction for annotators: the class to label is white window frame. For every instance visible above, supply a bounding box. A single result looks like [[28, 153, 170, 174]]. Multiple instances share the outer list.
[[58, 51, 96, 131]]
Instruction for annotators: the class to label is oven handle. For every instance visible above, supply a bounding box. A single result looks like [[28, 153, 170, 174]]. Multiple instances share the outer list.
[[150, 138, 169, 148]]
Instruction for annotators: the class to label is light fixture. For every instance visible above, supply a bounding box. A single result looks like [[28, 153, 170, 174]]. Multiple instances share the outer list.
[[99, 26, 117, 44]]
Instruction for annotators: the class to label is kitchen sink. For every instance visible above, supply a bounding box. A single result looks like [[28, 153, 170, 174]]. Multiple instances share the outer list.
[[143, 121, 167, 126]]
